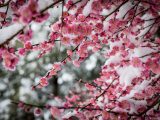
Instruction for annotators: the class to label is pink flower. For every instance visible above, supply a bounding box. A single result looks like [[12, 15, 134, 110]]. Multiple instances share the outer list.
[[25, 42, 32, 50], [2, 50, 19, 71], [77, 14, 86, 21], [66, 95, 79, 102], [155, 37, 160, 44], [131, 57, 142, 67], [34, 108, 42, 116], [18, 48, 26, 56], [92, 1, 102, 12], [146, 59, 160, 74], [73, 36, 83, 45], [67, 50, 73, 56], [40, 77, 48, 87], [0, 12, 6, 19], [102, 111, 110, 119], [151, 66, 160, 74], [53, 62, 62, 71], [34, 13, 49, 23], [73, 60, 80, 67], [85, 83, 95, 91], [95, 23, 103, 33], [50, 32, 59, 41], [19, 0, 38, 23], [61, 37, 70, 45], [49, 69, 57, 76], [51, 22, 60, 32], [18, 101, 24, 108], [50, 107, 61, 119], [118, 100, 130, 109]]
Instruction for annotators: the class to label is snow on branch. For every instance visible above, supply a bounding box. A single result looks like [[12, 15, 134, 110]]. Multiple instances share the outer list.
[[0, 23, 24, 45]]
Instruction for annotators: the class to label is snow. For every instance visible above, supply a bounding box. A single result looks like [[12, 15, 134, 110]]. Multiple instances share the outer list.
[[0, 99, 10, 113], [116, 65, 141, 88], [118, 80, 150, 113], [138, 14, 154, 37], [0, 82, 6, 90], [85, 54, 97, 70], [119, 80, 150, 101], [131, 47, 155, 62], [19, 78, 38, 101], [31, 22, 42, 32], [48, 4, 62, 19], [0, 23, 24, 44], [62, 111, 77, 119], [105, 53, 121, 65], [38, 0, 53, 11], [60, 73, 75, 82], [116, 1, 133, 18], [82, 0, 94, 16]]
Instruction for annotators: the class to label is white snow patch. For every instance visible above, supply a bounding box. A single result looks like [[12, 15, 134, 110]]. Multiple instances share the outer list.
[[0, 23, 24, 44], [138, 14, 154, 37], [105, 53, 121, 65], [0, 99, 10, 113], [131, 47, 155, 62], [19, 78, 38, 101], [119, 80, 150, 101], [82, 0, 94, 16], [85, 55, 97, 70], [38, 0, 53, 11], [116, 1, 133, 18], [118, 80, 149, 114], [62, 111, 77, 119], [116, 65, 141, 88]]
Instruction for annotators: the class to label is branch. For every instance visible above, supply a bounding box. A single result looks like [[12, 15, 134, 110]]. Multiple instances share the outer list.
[[32, 42, 81, 88], [0, 24, 24, 47], [130, 94, 160, 117], [103, 0, 129, 21], [68, 0, 82, 11], [0, 0, 11, 7], [81, 77, 117, 110], [139, 51, 160, 58], [40, 0, 63, 13], [11, 100, 102, 111]]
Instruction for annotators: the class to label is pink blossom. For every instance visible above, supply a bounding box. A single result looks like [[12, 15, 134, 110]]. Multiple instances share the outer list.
[[53, 63, 62, 71], [67, 50, 73, 56], [131, 57, 142, 67], [49, 69, 57, 76], [85, 83, 95, 91], [51, 23, 60, 32], [118, 100, 130, 109], [73, 60, 80, 67], [18, 0, 38, 23], [40, 77, 48, 87], [18, 48, 26, 56], [18, 101, 24, 108], [24, 42, 32, 50], [92, 1, 102, 12], [77, 14, 86, 21], [102, 111, 110, 120], [34, 108, 42, 116], [50, 107, 61, 119], [61, 37, 70, 45], [2, 50, 19, 71], [146, 59, 160, 74]]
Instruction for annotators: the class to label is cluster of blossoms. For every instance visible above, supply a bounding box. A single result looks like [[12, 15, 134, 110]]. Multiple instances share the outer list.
[[0, 0, 160, 119], [0, 48, 18, 70]]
